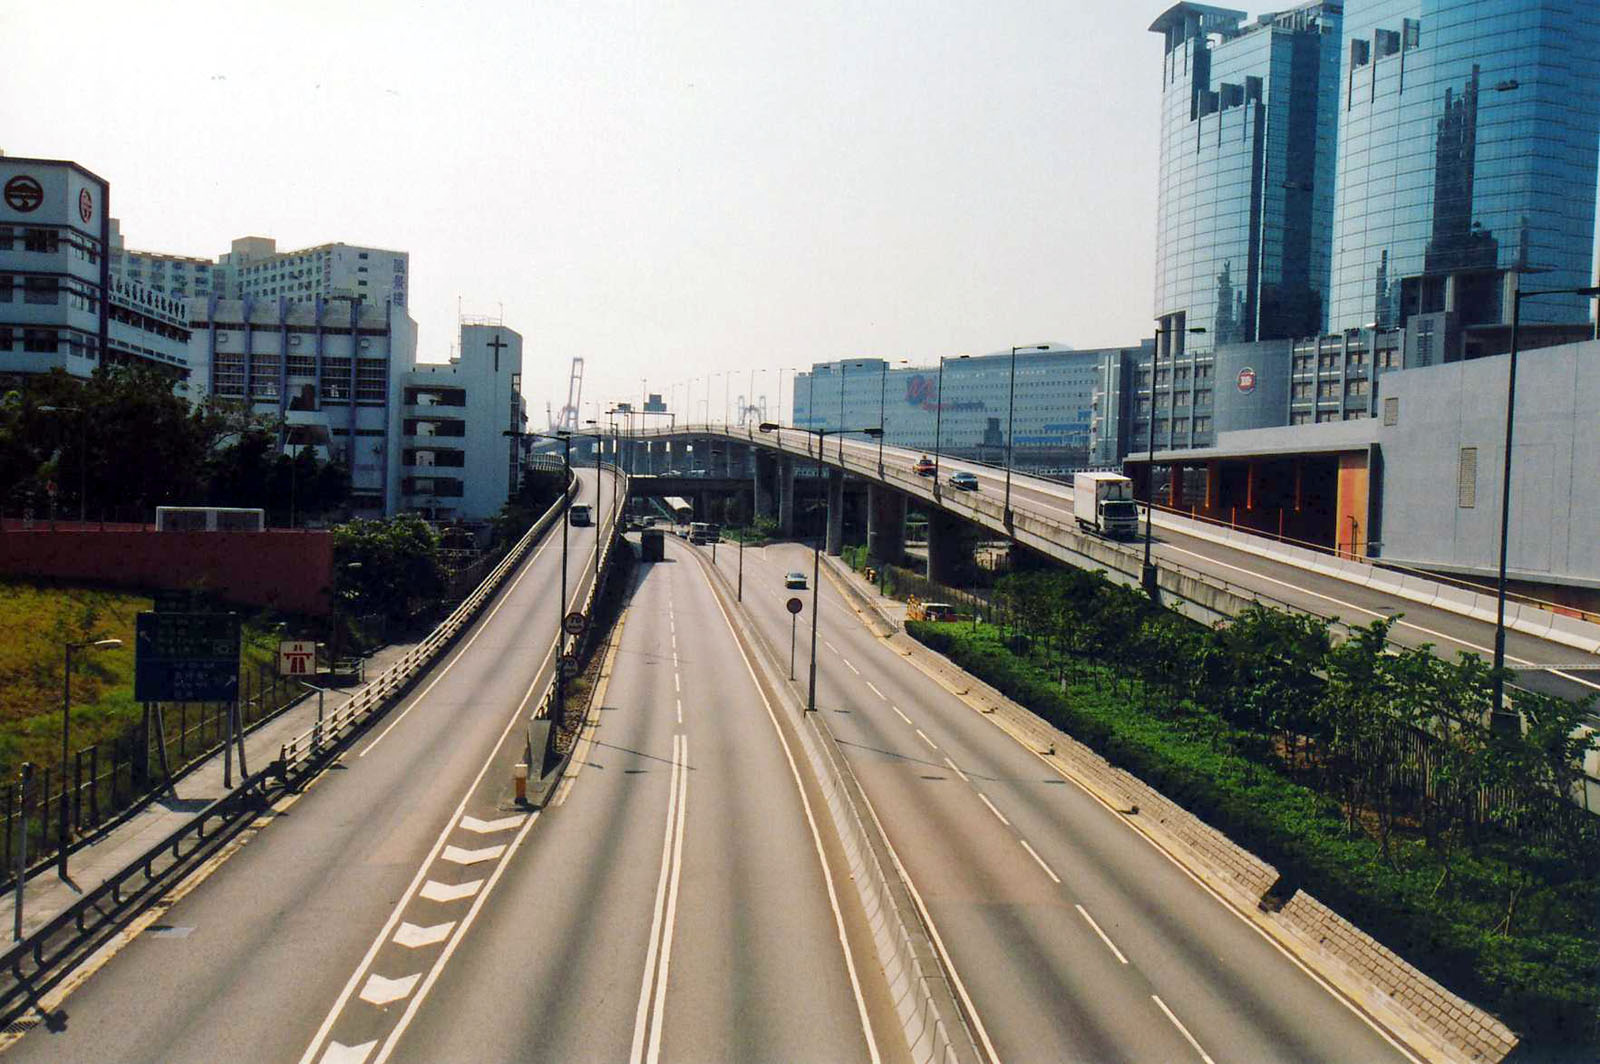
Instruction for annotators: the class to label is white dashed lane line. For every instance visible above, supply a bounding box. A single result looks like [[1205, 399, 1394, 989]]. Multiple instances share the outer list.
[[1153, 995, 1216, 1064], [978, 793, 1010, 826], [942, 756, 969, 783], [914, 728, 937, 751], [865, 681, 885, 700], [891, 706, 912, 726], [1020, 839, 1062, 884], [1076, 905, 1128, 964]]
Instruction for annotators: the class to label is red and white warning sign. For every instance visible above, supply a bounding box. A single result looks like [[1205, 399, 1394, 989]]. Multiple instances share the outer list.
[[278, 640, 317, 676]]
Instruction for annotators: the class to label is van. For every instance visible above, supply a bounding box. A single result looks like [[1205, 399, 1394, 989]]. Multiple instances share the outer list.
[[569, 504, 593, 527], [641, 528, 665, 561]]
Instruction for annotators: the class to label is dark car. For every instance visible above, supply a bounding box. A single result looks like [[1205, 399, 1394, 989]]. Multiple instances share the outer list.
[[949, 471, 979, 491]]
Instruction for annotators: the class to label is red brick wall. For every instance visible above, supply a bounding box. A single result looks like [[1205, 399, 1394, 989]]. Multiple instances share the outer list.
[[0, 529, 334, 615]]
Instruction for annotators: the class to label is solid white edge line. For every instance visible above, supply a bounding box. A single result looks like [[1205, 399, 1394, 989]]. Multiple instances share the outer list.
[[1019, 839, 1061, 885], [1152, 994, 1216, 1064], [630, 734, 683, 1064], [358, 535, 556, 756], [978, 793, 1010, 827], [702, 563, 882, 1064], [646, 734, 689, 1064], [1075, 905, 1128, 964]]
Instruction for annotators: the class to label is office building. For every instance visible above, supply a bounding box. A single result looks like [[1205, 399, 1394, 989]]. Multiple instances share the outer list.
[[0, 155, 194, 390], [401, 323, 527, 522], [794, 344, 1151, 472], [186, 296, 417, 514], [107, 219, 215, 300], [1328, 0, 1600, 343], [1150, 2, 1342, 346]]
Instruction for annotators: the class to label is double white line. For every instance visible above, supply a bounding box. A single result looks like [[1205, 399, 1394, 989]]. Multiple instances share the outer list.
[[630, 733, 689, 1064]]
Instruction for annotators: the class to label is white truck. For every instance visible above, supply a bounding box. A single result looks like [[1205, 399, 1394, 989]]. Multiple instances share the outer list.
[[1073, 472, 1139, 539]]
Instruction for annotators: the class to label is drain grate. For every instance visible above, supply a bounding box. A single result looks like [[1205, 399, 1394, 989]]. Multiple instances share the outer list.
[[3, 1017, 40, 1036]]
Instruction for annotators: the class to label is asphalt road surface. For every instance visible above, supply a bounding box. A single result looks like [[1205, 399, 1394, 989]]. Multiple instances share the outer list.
[[707, 536, 1420, 1064]]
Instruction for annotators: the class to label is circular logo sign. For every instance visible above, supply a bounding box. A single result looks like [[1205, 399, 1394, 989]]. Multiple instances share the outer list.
[[1237, 367, 1258, 394], [78, 188, 93, 224], [559, 654, 580, 678], [4, 175, 44, 213], [786, 597, 804, 615]]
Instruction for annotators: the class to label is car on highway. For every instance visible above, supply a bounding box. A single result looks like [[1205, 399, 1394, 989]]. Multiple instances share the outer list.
[[948, 470, 979, 491], [914, 455, 936, 476], [569, 504, 593, 526], [784, 571, 808, 589]]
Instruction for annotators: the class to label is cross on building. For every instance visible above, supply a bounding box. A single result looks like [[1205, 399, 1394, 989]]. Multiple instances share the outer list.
[[486, 333, 508, 371]]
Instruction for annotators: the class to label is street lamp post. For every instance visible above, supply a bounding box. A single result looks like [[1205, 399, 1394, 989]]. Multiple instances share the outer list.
[[1143, 325, 1206, 596], [1005, 344, 1049, 527], [505, 429, 575, 730], [761, 421, 882, 713], [932, 354, 970, 499], [59, 638, 122, 877], [1490, 282, 1600, 727]]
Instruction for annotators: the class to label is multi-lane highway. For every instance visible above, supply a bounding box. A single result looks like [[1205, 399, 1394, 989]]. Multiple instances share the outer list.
[[705, 536, 1419, 1064], [6, 474, 902, 1064]]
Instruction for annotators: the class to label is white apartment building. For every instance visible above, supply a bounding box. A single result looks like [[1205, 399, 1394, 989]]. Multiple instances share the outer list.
[[212, 236, 409, 308], [401, 323, 527, 522], [0, 155, 193, 391], [108, 219, 215, 299]]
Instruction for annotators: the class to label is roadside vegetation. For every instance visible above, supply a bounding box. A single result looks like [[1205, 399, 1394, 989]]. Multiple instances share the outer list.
[[905, 565, 1598, 1053]]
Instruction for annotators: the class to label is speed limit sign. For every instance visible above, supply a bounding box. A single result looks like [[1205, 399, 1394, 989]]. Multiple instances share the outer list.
[[559, 654, 580, 679], [563, 611, 587, 636], [786, 597, 803, 615]]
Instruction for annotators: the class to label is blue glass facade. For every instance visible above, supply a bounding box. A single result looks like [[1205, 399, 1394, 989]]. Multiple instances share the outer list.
[[1151, 3, 1342, 347], [1328, 0, 1600, 332]]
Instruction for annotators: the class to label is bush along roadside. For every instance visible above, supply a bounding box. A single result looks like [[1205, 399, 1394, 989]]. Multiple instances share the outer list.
[[905, 565, 1599, 1053]]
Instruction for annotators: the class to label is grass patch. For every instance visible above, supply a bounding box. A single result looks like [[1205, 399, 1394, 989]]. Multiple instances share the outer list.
[[909, 619, 1600, 1054]]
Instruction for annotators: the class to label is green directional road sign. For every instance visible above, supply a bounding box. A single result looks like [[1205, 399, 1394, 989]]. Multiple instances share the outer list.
[[134, 611, 241, 702]]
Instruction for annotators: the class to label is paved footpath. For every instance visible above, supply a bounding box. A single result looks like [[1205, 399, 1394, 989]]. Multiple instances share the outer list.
[[0, 639, 421, 944]]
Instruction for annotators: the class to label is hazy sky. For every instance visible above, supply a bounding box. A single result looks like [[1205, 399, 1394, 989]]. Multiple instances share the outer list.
[[2, 1, 1165, 423]]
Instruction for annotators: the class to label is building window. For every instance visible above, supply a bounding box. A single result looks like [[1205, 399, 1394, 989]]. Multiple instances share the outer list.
[[23, 329, 58, 353], [1193, 417, 1212, 435], [1346, 379, 1369, 397], [1382, 397, 1399, 426], [23, 229, 59, 253], [1458, 447, 1477, 508], [23, 277, 59, 305], [1292, 381, 1313, 399], [1318, 381, 1340, 399], [0, 274, 11, 303], [1291, 411, 1311, 426]]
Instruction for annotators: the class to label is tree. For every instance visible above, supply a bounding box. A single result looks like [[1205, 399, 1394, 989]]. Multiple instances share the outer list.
[[333, 516, 445, 624]]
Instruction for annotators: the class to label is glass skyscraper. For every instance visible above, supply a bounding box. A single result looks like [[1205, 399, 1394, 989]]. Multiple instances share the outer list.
[[1150, 3, 1343, 349], [1328, 1, 1600, 334]]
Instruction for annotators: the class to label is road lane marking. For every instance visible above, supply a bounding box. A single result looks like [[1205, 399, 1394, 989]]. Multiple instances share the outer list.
[[418, 879, 482, 903], [440, 844, 506, 866], [978, 793, 1010, 826], [1076, 905, 1126, 963], [359, 972, 421, 1007], [842, 658, 860, 674], [892, 705, 912, 725], [865, 680, 885, 700], [915, 728, 937, 750], [459, 814, 525, 834], [357, 533, 571, 756], [1019, 840, 1060, 883], [1152, 995, 1216, 1064], [676, 698, 683, 725], [631, 734, 688, 1064], [701, 559, 881, 1063], [673, 672, 680, 693], [320, 1041, 376, 1064], [943, 756, 969, 783], [647, 735, 689, 1064], [393, 922, 454, 949], [824, 640, 839, 653]]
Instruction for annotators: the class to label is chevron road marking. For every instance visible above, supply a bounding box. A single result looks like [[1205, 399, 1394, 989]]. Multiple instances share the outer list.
[[393, 922, 455, 949], [359, 972, 421, 1007], [441, 844, 506, 865], [418, 879, 482, 903], [459, 814, 526, 834], [319, 1040, 376, 1064]]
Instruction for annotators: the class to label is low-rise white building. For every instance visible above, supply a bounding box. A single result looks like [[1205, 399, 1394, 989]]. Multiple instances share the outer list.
[[212, 236, 408, 309]]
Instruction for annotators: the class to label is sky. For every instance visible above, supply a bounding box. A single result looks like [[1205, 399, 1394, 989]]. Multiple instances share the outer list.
[[1, 0, 1166, 425]]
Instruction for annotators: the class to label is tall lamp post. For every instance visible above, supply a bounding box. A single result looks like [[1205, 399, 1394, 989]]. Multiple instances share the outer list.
[[60, 638, 122, 877], [505, 428, 575, 729], [1143, 325, 1206, 596], [932, 354, 970, 499], [1490, 282, 1600, 727], [876, 358, 909, 475], [1005, 344, 1049, 526], [760, 421, 882, 713]]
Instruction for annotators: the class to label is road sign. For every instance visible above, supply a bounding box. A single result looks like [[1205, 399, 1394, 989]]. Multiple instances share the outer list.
[[278, 641, 317, 677], [787, 597, 803, 615], [134, 612, 241, 702], [563, 611, 587, 636], [559, 654, 580, 679]]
